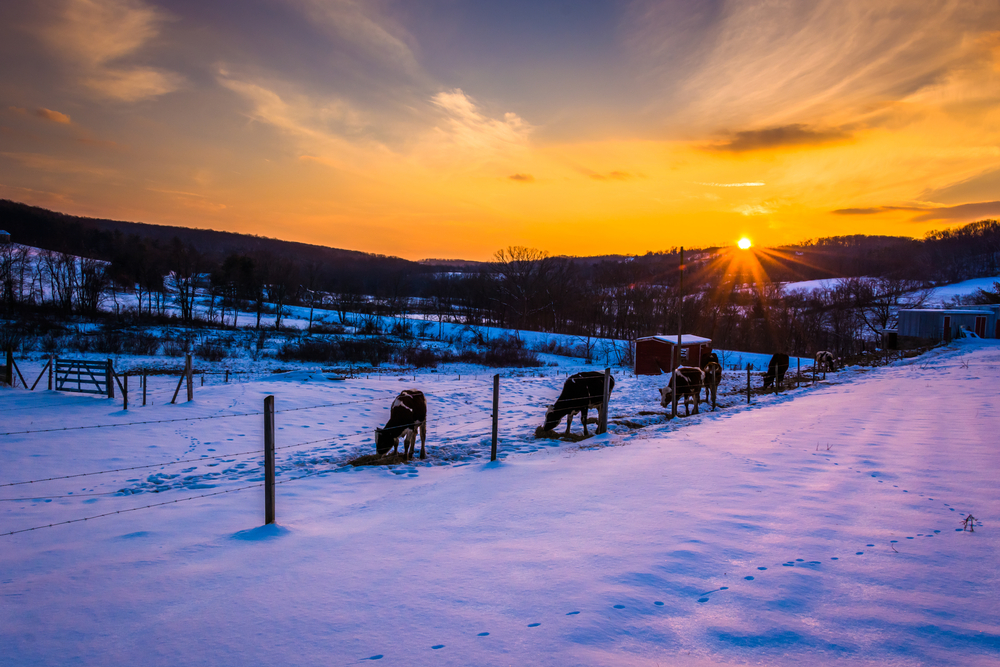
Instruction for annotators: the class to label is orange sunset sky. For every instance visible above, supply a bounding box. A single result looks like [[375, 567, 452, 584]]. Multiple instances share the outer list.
[[1, 1, 999, 261]]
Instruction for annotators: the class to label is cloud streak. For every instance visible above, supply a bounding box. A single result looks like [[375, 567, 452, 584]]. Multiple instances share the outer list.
[[39, 0, 182, 101]]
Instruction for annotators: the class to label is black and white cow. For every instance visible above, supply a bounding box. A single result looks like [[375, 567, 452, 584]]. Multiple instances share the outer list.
[[659, 366, 706, 416], [815, 350, 837, 372], [762, 353, 790, 390], [537, 371, 615, 437], [375, 389, 427, 460]]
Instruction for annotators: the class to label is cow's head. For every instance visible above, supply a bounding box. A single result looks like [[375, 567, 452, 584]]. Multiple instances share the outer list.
[[374, 427, 395, 456], [540, 405, 562, 433], [658, 386, 672, 408]]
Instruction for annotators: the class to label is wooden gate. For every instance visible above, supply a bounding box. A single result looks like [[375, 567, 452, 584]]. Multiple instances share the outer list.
[[55, 359, 112, 396]]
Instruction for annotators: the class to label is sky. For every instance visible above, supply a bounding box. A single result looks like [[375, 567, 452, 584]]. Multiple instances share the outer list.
[[1, 0, 999, 261]]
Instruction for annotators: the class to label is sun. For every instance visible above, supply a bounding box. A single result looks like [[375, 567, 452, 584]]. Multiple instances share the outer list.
[[738, 237, 752, 250]]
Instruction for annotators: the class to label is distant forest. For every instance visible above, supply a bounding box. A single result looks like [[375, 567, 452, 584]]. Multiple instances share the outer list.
[[2, 199, 999, 360]]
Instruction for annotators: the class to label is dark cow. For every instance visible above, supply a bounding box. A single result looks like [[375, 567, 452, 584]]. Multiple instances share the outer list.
[[762, 353, 790, 390], [537, 371, 615, 437], [702, 360, 723, 409], [375, 389, 427, 460], [659, 366, 706, 416], [815, 350, 837, 372]]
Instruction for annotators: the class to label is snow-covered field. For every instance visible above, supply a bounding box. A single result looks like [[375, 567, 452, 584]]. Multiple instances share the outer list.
[[1, 338, 997, 666]]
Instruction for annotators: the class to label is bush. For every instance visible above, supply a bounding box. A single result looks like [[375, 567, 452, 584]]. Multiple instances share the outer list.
[[195, 340, 228, 362], [122, 331, 161, 356], [162, 340, 186, 357], [276, 336, 399, 366], [396, 344, 449, 368], [458, 335, 543, 368]]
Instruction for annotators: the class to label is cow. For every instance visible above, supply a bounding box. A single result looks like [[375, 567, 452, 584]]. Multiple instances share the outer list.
[[762, 353, 789, 390], [815, 350, 837, 372], [659, 366, 706, 416], [702, 360, 723, 409], [537, 371, 615, 437], [375, 389, 427, 460]]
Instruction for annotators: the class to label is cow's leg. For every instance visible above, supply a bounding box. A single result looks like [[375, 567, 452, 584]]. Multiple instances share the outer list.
[[581, 407, 590, 436], [419, 420, 426, 459], [565, 410, 574, 436], [405, 429, 416, 460]]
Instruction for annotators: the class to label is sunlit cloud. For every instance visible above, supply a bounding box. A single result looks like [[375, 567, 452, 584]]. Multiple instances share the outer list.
[[509, 173, 534, 183], [588, 170, 637, 182], [38, 0, 182, 101], [736, 203, 774, 216], [9, 107, 73, 124], [430, 89, 532, 154]]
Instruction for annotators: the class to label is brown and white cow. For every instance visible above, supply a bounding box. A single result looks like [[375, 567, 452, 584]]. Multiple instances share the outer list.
[[659, 366, 705, 416], [815, 350, 837, 372], [375, 389, 427, 460]]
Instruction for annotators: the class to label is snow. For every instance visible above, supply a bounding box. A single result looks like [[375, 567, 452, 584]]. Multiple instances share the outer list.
[[926, 276, 1000, 305], [2, 338, 998, 665]]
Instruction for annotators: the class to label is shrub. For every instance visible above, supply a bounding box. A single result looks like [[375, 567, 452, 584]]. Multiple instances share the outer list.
[[458, 335, 543, 368], [195, 340, 228, 362], [162, 340, 186, 357], [122, 331, 161, 356]]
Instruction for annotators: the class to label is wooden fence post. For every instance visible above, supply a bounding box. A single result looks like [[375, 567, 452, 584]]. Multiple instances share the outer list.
[[491, 374, 499, 461], [143, 373, 147, 406], [185, 354, 193, 402], [264, 395, 276, 525], [797, 357, 800, 389], [106, 359, 114, 399], [225, 370, 229, 383], [597, 367, 611, 435], [746, 363, 751, 404], [4, 348, 12, 387], [49, 356, 54, 390], [123, 374, 128, 410]]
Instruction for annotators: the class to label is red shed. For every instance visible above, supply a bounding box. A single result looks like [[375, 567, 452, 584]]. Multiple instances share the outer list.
[[634, 335, 713, 376]]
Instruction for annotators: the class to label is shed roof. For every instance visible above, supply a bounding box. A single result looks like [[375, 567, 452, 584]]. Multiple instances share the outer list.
[[899, 308, 993, 314], [636, 334, 712, 345]]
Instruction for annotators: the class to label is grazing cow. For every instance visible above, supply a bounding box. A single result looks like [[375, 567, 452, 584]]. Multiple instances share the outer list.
[[538, 371, 615, 437], [702, 361, 723, 409], [762, 353, 790, 390], [815, 350, 837, 372], [375, 389, 427, 460], [659, 366, 706, 416]]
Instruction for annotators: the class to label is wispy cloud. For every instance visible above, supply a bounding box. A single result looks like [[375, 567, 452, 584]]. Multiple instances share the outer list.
[[707, 124, 852, 153], [38, 0, 182, 101], [695, 181, 765, 187], [832, 205, 927, 215], [430, 89, 532, 153], [588, 170, 637, 182], [911, 201, 1000, 222], [10, 107, 73, 124], [509, 173, 534, 183]]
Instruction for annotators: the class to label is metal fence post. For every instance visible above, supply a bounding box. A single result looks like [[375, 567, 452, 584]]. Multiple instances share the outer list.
[[185, 354, 193, 402], [264, 395, 276, 524], [746, 363, 751, 404], [143, 372, 147, 406], [797, 357, 800, 389], [491, 374, 499, 461], [597, 367, 611, 435], [106, 359, 114, 399]]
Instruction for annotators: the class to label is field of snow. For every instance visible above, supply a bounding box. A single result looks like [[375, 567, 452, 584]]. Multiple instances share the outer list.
[[1, 338, 997, 666]]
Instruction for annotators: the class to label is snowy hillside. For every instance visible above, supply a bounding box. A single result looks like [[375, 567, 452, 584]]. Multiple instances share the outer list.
[[1, 339, 997, 666]]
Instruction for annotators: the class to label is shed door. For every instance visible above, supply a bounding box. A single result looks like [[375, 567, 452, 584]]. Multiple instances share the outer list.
[[975, 316, 986, 337], [943, 316, 951, 341]]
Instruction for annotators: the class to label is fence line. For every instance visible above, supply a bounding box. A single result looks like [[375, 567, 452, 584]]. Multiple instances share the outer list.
[[0, 482, 265, 537]]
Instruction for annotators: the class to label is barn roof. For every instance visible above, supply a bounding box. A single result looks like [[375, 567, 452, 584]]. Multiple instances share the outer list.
[[636, 334, 712, 345]]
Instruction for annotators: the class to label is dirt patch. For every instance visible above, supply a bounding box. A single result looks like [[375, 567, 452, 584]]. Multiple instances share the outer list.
[[347, 452, 414, 467], [534, 429, 592, 443]]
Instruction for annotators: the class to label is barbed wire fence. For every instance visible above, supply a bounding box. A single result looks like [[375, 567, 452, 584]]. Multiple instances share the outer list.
[[0, 371, 578, 537]]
